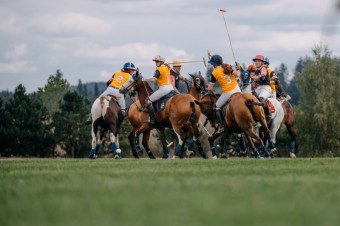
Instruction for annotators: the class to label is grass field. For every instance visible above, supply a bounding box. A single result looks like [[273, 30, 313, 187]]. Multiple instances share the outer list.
[[1, 158, 339, 226]]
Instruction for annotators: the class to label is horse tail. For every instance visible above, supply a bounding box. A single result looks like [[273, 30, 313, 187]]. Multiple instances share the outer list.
[[245, 99, 264, 107], [244, 97, 264, 122], [189, 101, 196, 126]]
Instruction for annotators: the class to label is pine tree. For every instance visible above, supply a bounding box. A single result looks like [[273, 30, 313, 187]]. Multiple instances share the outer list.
[[52, 91, 91, 157]]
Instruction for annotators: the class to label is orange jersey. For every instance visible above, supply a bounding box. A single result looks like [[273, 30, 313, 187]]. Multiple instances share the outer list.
[[212, 66, 238, 92], [155, 64, 171, 86], [267, 68, 276, 92], [109, 70, 132, 88]]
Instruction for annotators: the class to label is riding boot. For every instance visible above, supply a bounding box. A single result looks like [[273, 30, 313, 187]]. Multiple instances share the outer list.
[[146, 104, 156, 124], [215, 109, 225, 133], [263, 102, 272, 125], [276, 83, 289, 99]]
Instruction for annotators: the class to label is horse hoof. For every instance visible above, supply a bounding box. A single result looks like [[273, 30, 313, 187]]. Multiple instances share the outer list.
[[290, 152, 296, 158], [212, 155, 218, 160], [114, 154, 121, 159], [147, 151, 156, 159]]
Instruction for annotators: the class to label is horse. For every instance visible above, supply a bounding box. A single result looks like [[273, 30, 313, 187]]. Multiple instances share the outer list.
[[280, 100, 298, 158], [238, 73, 285, 156], [195, 92, 276, 158], [88, 95, 123, 159], [120, 73, 208, 159]]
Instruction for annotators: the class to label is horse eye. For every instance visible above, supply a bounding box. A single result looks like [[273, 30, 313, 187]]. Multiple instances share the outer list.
[[195, 78, 200, 82]]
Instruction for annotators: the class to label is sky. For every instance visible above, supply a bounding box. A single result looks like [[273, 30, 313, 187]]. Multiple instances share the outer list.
[[0, 0, 339, 93]]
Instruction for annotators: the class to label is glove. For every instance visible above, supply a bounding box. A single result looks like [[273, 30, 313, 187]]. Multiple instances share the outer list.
[[235, 62, 240, 70]]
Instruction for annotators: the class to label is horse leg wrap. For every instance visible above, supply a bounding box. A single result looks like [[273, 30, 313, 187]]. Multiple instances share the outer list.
[[162, 146, 169, 159], [95, 144, 101, 155], [196, 139, 208, 159], [252, 148, 260, 159], [210, 145, 217, 157], [175, 144, 184, 158], [89, 149, 95, 159], [261, 146, 272, 158], [289, 140, 296, 153], [111, 142, 117, 153]]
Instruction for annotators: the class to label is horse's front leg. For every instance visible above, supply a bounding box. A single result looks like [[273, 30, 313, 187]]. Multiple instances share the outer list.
[[158, 128, 170, 159], [128, 129, 139, 159], [89, 125, 100, 159], [208, 131, 222, 159]]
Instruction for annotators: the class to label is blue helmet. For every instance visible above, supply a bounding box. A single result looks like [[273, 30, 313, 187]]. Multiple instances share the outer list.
[[123, 62, 136, 71], [208, 54, 223, 66], [264, 57, 270, 65]]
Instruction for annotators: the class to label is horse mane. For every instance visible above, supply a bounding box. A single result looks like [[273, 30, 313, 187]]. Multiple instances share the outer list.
[[142, 81, 154, 94]]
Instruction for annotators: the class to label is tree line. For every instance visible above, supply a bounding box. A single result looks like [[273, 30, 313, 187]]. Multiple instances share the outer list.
[[0, 45, 339, 157]]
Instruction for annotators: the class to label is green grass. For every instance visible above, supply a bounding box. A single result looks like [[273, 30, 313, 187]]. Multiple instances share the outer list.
[[1, 158, 340, 226]]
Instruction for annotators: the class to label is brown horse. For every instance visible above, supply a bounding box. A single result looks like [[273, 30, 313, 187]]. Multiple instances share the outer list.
[[121, 73, 208, 159], [195, 92, 276, 158], [280, 100, 298, 158], [88, 95, 123, 159]]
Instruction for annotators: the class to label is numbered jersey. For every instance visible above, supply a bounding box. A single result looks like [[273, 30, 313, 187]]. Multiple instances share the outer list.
[[109, 70, 132, 88], [155, 64, 171, 86], [211, 66, 238, 92]]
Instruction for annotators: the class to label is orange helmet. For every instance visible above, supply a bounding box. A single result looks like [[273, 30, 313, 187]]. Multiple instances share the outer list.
[[253, 55, 264, 62], [247, 64, 256, 71]]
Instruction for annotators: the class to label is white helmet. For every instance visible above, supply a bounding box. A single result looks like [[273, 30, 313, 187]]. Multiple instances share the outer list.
[[152, 55, 165, 62]]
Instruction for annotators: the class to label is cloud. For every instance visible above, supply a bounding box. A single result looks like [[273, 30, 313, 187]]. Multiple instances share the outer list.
[[73, 42, 191, 66], [0, 60, 36, 73], [5, 43, 27, 59], [31, 12, 113, 36]]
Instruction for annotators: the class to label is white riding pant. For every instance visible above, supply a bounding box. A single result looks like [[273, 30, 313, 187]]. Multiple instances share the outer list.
[[100, 86, 126, 110], [271, 91, 277, 99], [215, 85, 241, 109], [149, 84, 174, 102], [255, 85, 272, 100]]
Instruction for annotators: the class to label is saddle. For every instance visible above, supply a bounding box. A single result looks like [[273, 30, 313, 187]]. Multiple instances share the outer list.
[[153, 90, 177, 113], [266, 99, 276, 113]]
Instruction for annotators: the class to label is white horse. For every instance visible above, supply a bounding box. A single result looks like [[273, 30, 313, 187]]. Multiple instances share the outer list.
[[88, 95, 123, 159], [239, 74, 284, 154]]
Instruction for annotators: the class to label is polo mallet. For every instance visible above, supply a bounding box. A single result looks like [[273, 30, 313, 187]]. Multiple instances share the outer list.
[[218, 8, 237, 63], [166, 140, 174, 148], [199, 120, 212, 137], [167, 59, 207, 68]]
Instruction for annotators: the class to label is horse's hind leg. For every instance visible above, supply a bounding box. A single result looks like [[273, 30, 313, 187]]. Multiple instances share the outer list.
[[89, 124, 99, 159], [192, 124, 208, 159], [142, 130, 156, 159], [245, 128, 272, 158], [109, 132, 120, 159], [286, 124, 297, 158], [173, 126, 187, 159]]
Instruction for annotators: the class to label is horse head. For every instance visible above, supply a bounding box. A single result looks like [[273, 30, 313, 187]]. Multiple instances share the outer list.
[[194, 93, 218, 120], [188, 71, 207, 95]]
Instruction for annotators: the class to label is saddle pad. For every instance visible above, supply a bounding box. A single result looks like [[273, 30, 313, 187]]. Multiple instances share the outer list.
[[267, 99, 276, 113], [155, 90, 177, 112]]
